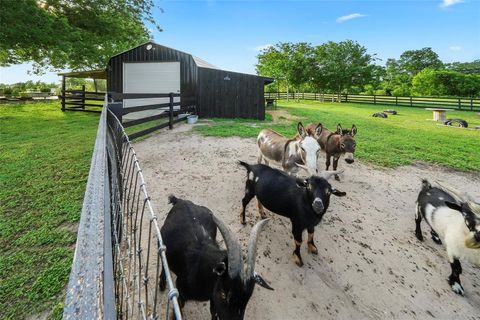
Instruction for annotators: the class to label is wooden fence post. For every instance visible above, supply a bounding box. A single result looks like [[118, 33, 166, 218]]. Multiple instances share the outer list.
[[373, 95, 376, 105], [169, 92, 174, 130], [345, 94, 348, 103], [410, 96, 413, 107], [471, 98, 474, 111], [395, 96, 398, 106], [302, 92, 304, 100], [61, 75, 66, 111], [458, 98, 461, 110], [81, 85, 86, 110]]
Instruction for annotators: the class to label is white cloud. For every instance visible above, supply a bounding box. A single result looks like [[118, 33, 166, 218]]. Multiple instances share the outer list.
[[440, 0, 464, 8], [254, 44, 273, 52], [449, 46, 462, 51], [336, 13, 366, 23]]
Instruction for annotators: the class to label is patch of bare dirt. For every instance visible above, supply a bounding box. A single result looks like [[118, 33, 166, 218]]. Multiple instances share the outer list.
[[133, 123, 480, 320], [267, 109, 301, 123]]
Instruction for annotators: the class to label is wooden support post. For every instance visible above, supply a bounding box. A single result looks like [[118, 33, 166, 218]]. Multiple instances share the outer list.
[[345, 94, 348, 103], [81, 85, 86, 110], [410, 96, 413, 107], [61, 75, 66, 111], [373, 95, 376, 105], [395, 96, 398, 106], [471, 98, 474, 111], [169, 92, 174, 130], [458, 98, 461, 110]]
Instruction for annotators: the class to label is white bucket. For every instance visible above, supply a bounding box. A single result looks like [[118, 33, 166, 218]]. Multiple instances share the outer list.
[[177, 113, 189, 119], [187, 115, 198, 124]]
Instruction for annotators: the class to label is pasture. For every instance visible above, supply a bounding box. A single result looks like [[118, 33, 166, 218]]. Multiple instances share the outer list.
[[0, 102, 97, 319], [197, 100, 480, 171]]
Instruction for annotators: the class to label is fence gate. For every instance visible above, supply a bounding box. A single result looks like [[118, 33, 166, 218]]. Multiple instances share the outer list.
[[63, 100, 182, 319]]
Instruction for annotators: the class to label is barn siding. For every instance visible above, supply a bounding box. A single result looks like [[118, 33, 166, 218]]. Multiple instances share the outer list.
[[107, 43, 197, 108], [107, 42, 269, 120], [197, 67, 266, 120]]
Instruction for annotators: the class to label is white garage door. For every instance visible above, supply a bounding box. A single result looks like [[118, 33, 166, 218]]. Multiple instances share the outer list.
[[123, 62, 181, 120]]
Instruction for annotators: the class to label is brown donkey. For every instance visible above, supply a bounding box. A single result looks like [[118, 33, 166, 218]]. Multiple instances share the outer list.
[[306, 123, 357, 181]]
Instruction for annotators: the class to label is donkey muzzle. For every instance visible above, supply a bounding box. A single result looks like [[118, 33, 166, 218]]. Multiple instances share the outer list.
[[344, 152, 354, 164]]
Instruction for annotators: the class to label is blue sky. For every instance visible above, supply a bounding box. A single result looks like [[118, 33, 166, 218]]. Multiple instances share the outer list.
[[1, 0, 479, 84]]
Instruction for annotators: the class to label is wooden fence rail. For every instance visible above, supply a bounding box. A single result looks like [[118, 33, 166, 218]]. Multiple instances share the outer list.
[[108, 92, 195, 140], [61, 86, 105, 112], [264, 92, 480, 111]]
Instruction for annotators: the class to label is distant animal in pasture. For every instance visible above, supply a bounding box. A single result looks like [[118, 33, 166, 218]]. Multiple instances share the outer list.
[[238, 161, 346, 267], [160, 195, 273, 320], [257, 122, 322, 176], [372, 112, 388, 118], [306, 123, 357, 181], [415, 180, 480, 295], [383, 110, 397, 115]]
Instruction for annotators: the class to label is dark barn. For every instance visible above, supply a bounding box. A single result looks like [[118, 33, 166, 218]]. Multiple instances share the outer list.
[[107, 41, 273, 120]]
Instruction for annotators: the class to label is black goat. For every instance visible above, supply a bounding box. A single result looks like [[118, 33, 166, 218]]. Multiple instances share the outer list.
[[415, 180, 480, 295], [160, 195, 273, 319], [238, 161, 346, 267]]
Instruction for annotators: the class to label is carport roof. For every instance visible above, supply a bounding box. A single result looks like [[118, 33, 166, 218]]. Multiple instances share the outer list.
[[57, 69, 107, 79]]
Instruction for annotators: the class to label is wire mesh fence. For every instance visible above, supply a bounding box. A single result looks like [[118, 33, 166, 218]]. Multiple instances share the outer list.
[[63, 102, 181, 319]]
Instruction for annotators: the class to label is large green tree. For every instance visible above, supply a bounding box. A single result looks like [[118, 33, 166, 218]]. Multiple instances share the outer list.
[[0, 0, 160, 73], [312, 40, 377, 98], [412, 68, 480, 97], [256, 42, 315, 95], [445, 60, 480, 74], [398, 47, 443, 76]]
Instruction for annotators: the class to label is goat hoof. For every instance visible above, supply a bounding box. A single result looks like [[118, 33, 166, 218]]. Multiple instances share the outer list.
[[307, 243, 318, 254], [334, 174, 340, 181], [240, 219, 246, 225], [415, 232, 424, 242], [451, 282, 465, 295], [293, 254, 304, 267]]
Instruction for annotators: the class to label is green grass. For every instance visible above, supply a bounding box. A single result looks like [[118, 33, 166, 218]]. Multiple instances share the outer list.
[[0, 102, 98, 319], [196, 100, 480, 171]]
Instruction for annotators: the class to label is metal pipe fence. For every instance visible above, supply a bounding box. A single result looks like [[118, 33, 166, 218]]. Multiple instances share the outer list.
[[63, 100, 182, 319]]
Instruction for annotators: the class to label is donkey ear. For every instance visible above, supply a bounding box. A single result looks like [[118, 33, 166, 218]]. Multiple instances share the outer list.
[[297, 122, 306, 138], [350, 125, 357, 137], [336, 123, 342, 134], [213, 262, 226, 276], [315, 123, 323, 136]]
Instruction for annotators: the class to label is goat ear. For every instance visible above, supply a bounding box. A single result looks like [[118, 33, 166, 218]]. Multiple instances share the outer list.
[[253, 272, 274, 291], [336, 123, 342, 134], [297, 122, 306, 138], [445, 201, 463, 212], [315, 123, 323, 136], [332, 188, 346, 197], [350, 125, 357, 137], [213, 262, 226, 276]]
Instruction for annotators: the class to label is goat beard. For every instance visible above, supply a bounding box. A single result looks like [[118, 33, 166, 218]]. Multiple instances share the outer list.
[[465, 234, 480, 249]]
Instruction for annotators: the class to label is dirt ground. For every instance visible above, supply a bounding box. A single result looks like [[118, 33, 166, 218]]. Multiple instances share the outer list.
[[133, 123, 480, 320]]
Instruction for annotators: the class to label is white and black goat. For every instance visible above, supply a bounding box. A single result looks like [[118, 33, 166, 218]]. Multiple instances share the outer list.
[[415, 179, 480, 295]]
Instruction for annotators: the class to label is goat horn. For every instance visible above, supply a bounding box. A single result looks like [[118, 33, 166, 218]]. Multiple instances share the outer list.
[[245, 219, 270, 284], [212, 215, 243, 280], [319, 169, 344, 180], [295, 162, 309, 171]]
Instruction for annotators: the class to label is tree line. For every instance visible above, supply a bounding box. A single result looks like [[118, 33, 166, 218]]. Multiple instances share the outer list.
[[0, 79, 106, 96], [256, 41, 480, 98]]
